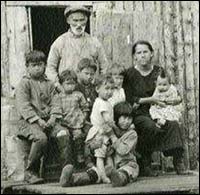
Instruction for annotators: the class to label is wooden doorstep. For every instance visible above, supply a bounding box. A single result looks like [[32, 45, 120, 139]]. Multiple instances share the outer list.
[[2, 171, 199, 194]]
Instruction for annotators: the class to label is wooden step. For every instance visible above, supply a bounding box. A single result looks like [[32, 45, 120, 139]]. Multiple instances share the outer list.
[[2, 171, 199, 194]]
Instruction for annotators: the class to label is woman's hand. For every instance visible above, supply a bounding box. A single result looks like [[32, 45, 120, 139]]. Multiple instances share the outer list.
[[165, 96, 182, 105], [150, 97, 166, 107], [133, 102, 140, 110]]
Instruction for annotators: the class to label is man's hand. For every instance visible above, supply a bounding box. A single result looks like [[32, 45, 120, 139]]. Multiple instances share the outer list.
[[151, 97, 166, 107]]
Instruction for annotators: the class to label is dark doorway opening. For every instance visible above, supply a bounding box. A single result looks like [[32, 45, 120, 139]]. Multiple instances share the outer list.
[[31, 7, 90, 56]]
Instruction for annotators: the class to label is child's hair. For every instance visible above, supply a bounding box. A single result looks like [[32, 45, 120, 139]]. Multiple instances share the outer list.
[[77, 58, 97, 72], [108, 63, 126, 76], [25, 50, 46, 67], [114, 101, 133, 123], [59, 69, 77, 84], [94, 74, 114, 89], [157, 69, 170, 83], [132, 40, 154, 55]]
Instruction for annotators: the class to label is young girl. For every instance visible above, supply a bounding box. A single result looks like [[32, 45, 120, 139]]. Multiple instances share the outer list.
[[108, 63, 126, 107], [57, 69, 89, 167], [109, 101, 139, 187], [149, 70, 183, 127], [85, 74, 118, 183]]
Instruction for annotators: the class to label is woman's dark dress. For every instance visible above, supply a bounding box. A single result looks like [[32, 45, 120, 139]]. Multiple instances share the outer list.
[[122, 65, 185, 167]]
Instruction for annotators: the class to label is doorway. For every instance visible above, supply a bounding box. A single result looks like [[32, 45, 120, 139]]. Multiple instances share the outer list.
[[31, 7, 90, 56]]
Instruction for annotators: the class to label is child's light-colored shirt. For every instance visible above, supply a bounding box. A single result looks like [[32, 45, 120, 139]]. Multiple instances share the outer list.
[[108, 88, 126, 107], [58, 91, 89, 129], [150, 84, 183, 122], [86, 97, 114, 158]]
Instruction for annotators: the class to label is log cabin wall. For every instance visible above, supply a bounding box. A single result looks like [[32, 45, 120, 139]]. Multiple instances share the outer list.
[[1, 1, 199, 169]]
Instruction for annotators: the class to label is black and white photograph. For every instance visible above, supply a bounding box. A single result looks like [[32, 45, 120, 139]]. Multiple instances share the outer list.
[[1, 1, 199, 194]]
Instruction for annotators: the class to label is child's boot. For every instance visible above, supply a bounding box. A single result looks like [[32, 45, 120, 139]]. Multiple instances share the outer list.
[[72, 167, 99, 186], [110, 169, 129, 187], [60, 166, 99, 187], [59, 164, 74, 187]]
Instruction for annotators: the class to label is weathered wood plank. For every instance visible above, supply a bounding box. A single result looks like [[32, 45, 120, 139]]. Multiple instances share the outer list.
[[174, 1, 190, 170], [191, 1, 199, 139], [143, 1, 155, 12], [94, 10, 113, 64], [134, 1, 144, 11], [132, 10, 160, 65], [170, 1, 179, 85], [7, 7, 30, 92], [93, 2, 114, 12], [155, 1, 165, 68], [145, 11, 160, 66], [6, 1, 93, 6], [162, 1, 176, 83], [2, 173, 199, 194], [181, 1, 198, 170], [123, 1, 134, 12], [112, 13, 132, 68], [1, 1, 10, 96], [113, 1, 124, 12]]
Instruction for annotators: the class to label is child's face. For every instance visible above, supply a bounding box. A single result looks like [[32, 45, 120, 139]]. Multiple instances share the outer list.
[[78, 67, 95, 85], [62, 79, 76, 94], [117, 115, 133, 131], [27, 61, 45, 78], [96, 82, 114, 101], [156, 77, 170, 92], [112, 74, 124, 88]]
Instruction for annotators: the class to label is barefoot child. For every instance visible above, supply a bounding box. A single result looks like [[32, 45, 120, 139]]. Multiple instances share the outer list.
[[85, 74, 118, 183]]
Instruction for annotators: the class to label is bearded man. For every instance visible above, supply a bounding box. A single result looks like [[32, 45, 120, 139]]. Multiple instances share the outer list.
[[46, 6, 108, 91]]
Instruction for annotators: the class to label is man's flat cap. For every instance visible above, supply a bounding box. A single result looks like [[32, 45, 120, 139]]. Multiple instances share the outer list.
[[64, 6, 91, 18]]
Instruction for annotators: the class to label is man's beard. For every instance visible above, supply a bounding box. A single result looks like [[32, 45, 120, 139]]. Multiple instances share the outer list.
[[71, 25, 86, 36]]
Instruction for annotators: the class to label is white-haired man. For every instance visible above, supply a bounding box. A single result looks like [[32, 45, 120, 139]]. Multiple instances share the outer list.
[[46, 6, 108, 91]]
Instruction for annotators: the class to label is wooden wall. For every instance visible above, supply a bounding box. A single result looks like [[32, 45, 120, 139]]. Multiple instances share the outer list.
[[1, 1, 199, 169]]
